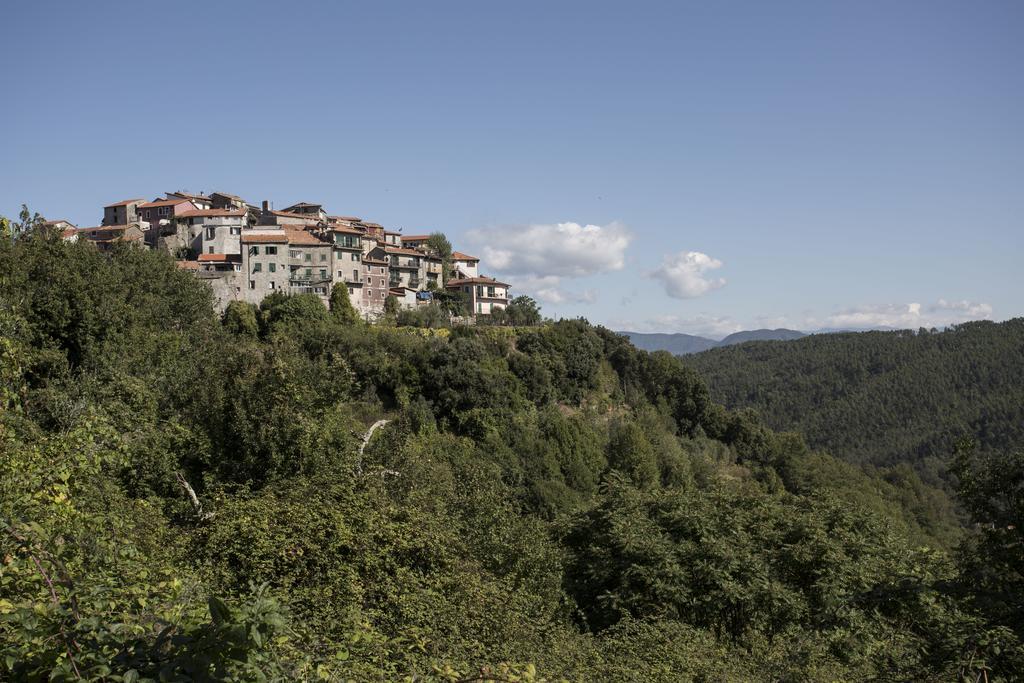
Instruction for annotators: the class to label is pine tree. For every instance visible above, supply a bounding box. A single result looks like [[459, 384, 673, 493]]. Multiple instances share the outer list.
[[330, 284, 360, 324]]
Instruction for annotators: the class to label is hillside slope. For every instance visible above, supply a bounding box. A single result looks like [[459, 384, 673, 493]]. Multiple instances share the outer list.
[[685, 320, 1024, 484], [620, 328, 805, 355], [0, 231, 1019, 680]]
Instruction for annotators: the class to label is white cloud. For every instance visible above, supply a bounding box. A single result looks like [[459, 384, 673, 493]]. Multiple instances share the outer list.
[[514, 275, 596, 305], [466, 221, 630, 307], [649, 251, 726, 299], [823, 299, 993, 330], [467, 221, 631, 278], [610, 314, 742, 339]]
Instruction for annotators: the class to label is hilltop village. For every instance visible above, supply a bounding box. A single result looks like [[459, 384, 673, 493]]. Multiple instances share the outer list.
[[49, 190, 511, 319]]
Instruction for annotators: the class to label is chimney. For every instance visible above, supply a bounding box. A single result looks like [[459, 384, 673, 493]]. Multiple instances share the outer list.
[[262, 200, 269, 214]]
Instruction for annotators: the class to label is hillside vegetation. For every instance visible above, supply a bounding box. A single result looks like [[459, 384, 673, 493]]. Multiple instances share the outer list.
[[1, 230, 1021, 681], [685, 321, 1024, 486]]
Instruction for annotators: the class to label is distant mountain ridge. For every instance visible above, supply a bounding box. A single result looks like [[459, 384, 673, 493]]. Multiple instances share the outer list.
[[619, 328, 806, 355]]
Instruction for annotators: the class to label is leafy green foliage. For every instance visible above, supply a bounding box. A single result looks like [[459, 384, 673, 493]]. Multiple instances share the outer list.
[[686, 321, 1024, 485], [329, 284, 359, 325], [0, 229, 1021, 680], [221, 301, 258, 337]]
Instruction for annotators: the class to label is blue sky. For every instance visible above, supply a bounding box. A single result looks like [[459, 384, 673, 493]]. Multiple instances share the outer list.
[[2, 0, 1021, 336]]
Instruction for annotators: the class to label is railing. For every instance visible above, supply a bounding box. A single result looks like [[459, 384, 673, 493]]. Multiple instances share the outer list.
[[290, 275, 332, 285]]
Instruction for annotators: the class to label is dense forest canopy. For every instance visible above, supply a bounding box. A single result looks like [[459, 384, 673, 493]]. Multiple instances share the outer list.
[[0, 228, 1021, 681], [684, 321, 1024, 487]]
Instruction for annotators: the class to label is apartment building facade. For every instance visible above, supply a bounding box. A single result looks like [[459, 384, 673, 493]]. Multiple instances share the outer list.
[[81, 191, 512, 319]]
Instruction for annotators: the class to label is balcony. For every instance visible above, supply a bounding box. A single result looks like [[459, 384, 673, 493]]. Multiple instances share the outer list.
[[333, 237, 362, 250], [390, 258, 420, 270], [290, 272, 331, 285]]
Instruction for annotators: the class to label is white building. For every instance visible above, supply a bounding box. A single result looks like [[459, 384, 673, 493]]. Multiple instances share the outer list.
[[446, 276, 511, 315], [451, 251, 480, 278]]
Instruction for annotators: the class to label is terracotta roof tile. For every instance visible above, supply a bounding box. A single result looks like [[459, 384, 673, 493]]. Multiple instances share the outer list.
[[329, 225, 364, 235], [283, 226, 329, 246], [384, 245, 423, 257], [139, 198, 192, 209], [104, 198, 145, 207], [168, 191, 212, 201], [197, 253, 241, 262], [79, 225, 129, 233], [452, 251, 479, 261], [241, 232, 288, 244], [178, 208, 247, 218], [446, 276, 510, 288]]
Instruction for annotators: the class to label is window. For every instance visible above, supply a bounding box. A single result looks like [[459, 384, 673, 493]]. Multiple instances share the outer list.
[[266, 246, 277, 255], [352, 253, 360, 261], [305, 268, 312, 277], [269, 263, 276, 273], [320, 252, 327, 262], [269, 281, 276, 289], [159, 207, 170, 216], [206, 227, 215, 239], [230, 226, 241, 235], [249, 280, 256, 290], [304, 253, 311, 262], [208, 246, 214, 254], [253, 263, 262, 273], [352, 269, 358, 281], [349, 288, 354, 296], [476, 286, 483, 296], [487, 287, 495, 298], [251, 246, 260, 255], [320, 269, 327, 280]]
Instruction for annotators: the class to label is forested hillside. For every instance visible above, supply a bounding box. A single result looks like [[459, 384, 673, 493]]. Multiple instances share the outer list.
[[1, 230, 1022, 681], [685, 322, 1024, 486]]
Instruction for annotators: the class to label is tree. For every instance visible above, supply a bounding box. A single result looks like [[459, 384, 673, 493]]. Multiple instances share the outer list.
[[223, 300, 259, 336], [426, 232, 453, 284], [383, 294, 399, 317], [606, 421, 659, 489], [433, 289, 468, 317], [12, 204, 44, 239], [505, 296, 542, 326], [329, 284, 360, 325], [259, 292, 328, 336], [953, 443, 1024, 639]]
